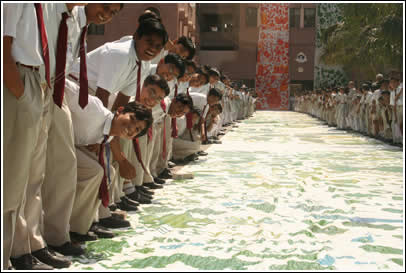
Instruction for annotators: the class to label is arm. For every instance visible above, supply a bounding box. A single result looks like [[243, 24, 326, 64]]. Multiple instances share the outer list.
[[95, 87, 111, 108], [111, 92, 130, 112], [110, 136, 136, 179], [3, 36, 25, 98]]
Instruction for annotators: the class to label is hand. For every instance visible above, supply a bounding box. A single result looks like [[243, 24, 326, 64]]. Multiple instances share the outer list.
[[117, 157, 136, 180], [86, 144, 100, 155]]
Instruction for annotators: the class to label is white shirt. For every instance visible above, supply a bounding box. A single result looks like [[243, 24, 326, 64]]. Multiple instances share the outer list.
[[42, 3, 80, 82], [176, 116, 187, 136], [3, 3, 43, 66], [168, 79, 177, 99], [66, 6, 87, 72], [70, 37, 150, 97], [391, 83, 403, 106], [189, 93, 209, 118], [64, 79, 114, 146], [178, 81, 189, 94], [190, 83, 210, 96]]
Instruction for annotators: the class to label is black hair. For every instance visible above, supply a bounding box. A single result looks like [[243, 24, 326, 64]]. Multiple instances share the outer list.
[[176, 36, 196, 60], [208, 88, 223, 100], [208, 68, 220, 78], [190, 106, 202, 117], [145, 7, 161, 18], [138, 12, 161, 24], [135, 18, 168, 46], [381, 90, 390, 96], [184, 59, 197, 72], [143, 74, 170, 96], [211, 103, 223, 114], [164, 53, 185, 79], [122, 102, 153, 138], [174, 93, 194, 109], [196, 69, 209, 85]]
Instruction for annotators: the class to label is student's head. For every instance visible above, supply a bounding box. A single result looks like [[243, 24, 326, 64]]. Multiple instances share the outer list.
[[380, 79, 389, 90], [208, 68, 220, 84], [190, 107, 202, 124], [140, 74, 170, 109], [207, 88, 222, 105], [178, 60, 197, 82], [189, 69, 209, 87], [376, 73, 384, 82], [144, 7, 161, 19], [134, 18, 168, 61], [111, 102, 153, 139], [348, 81, 355, 89], [173, 36, 196, 60], [379, 91, 390, 106], [169, 94, 194, 118], [389, 71, 401, 90], [157, 53, 185, 81], [209, 103, 223, 116], [85, 3, 123, 25]]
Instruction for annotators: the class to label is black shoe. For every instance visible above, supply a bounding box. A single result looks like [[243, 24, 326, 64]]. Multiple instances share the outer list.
[[136, 185, 155, 195], [109, 204, 117, 211], [168, 161, 176, 168], [172, 158, 186, 165], [158, 169, 173, 179], [111, 211, 126, 220], [11, 254, 54, 270], [49, 242, 85, 257], [127, 191, 152, 204], [32, 247, 71, 269], [99, 216, 131, 229], [90, 223, 114, 238], [217, 132, 226, 136], [184, 153, 199, 162], [117, 196, 139, 211], [197, 151, 208, 156], [69, 231, 98, 243], [212, 140, 222, 144], [153, 177, 166, 184], [144, 182, 163, 190]]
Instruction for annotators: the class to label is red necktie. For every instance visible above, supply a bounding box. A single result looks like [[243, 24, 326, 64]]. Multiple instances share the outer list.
[[98, 136, 109, 207], [79, 26, 88, 108], [53, 12, 69, 108], [171, 84, 178, 138], [160, 99, 167, 160], [135, 60, 142, 102], [34, 3, 51, 87]]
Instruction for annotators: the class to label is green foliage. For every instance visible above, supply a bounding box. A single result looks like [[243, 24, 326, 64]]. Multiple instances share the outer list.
[[320, 3, 403, 79]]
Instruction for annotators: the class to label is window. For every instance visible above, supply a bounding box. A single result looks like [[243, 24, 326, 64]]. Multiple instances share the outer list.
[[246, 7, 258, 27], [87, 24, 105, 35], [201, 13, 234, 32], [289, 8, 300, 28], [304, 8, 316, 27]]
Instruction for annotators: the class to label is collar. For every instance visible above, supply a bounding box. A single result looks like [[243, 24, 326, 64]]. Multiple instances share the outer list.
[[103, 113, 115, 143], [57, 3, 71, 16]]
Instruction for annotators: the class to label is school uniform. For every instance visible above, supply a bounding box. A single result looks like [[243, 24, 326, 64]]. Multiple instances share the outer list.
[[155, 97, 174, 176], [41, 5, 87, 248], [391, 84, 403, 144], [64, 80, 115, 235], [10, 3, 80, 259], [3, 4, 47, 265]]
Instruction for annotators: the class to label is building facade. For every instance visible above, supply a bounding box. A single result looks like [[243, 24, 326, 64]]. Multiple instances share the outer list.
[[87, 3, 197, 52]]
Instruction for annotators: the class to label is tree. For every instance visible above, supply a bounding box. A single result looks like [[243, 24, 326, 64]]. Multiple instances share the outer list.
[[320, 3, 403, 80]]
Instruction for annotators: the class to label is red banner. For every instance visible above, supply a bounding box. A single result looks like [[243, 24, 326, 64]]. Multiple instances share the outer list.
[[255, 3, 289, 110]]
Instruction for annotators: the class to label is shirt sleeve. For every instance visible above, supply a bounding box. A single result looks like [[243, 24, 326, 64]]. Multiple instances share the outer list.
[[3, 3, 24, 38], [96, 45, 128, 93]]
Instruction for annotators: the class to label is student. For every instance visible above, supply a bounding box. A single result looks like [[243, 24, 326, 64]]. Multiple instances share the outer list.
[[178, 60, 198, 94], [151, 35, 196, 64], [41, 3, 123, 258], [189, 88, 223, 143], [172, 107, 203, 162], [120, 74, 170, 205], [64, 80, 152, 242], [389, 73, 403, 144], [4, 3, 87, 270], [377, 90, 392, 141]]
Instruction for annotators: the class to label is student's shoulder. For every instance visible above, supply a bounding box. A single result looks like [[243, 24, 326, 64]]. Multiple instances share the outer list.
[[103, 37, 134, 55]]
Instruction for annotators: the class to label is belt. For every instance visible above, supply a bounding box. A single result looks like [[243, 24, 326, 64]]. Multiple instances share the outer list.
[[68, 74, 79, 82], [17, 63, 39, 71]]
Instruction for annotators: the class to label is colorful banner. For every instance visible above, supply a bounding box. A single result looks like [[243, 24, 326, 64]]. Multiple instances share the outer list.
[[255, 3, 289, 110]]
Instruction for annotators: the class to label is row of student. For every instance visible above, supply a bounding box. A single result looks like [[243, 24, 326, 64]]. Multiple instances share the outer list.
[[293, 73, 403, 145], [3, 3, 256, 270]]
